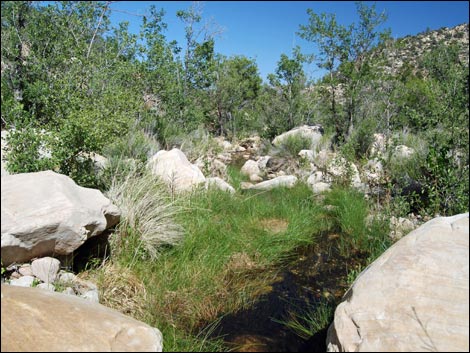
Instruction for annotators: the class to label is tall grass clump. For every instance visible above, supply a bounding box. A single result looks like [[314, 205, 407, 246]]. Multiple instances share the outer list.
[[274, 299, 335, 340], [323, 187, 368, 256], [106, 168, 184, 263], [322, 187, 389, 253]]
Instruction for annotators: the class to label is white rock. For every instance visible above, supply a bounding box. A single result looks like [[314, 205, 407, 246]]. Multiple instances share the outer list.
[[246, 176, 297, 191], [18, 264, 33, 277], [9, 276, 35, 287], [298, 149, 315, 161], [327, 213, 470, 352], [241, 160, 261, 177], [249, 174, 263, 182], [147, 148, 206, 193], [36, 283, 55, 292], [58, 272, 77, 283], [1, 171, 121, 266], [311, 182, 331, 194], [82, 289, 100, 303], [327, 156, 362, 189], [205, 177, 235, 194], [394, 145, 415, 159], [307, 171, 324, 186], [257, 156, 271, 171], [31, 257, 61, 284], [62, 287, 76, 296], [272, 125, 323, 148]]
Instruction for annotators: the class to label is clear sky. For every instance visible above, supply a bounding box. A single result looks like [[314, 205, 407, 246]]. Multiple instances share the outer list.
[[107, 1, 469, 81]]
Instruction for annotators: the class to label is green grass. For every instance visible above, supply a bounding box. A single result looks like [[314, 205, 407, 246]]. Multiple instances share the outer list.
[[273, 299, 335, 340], [97, 173, 327, 351], [86, 165, 391, 352]]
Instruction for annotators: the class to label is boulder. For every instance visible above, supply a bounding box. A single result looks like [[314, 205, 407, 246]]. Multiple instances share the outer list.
[[246, 175, 297, 191], [147, 148, 206, 193], [205, 177, 235, 194], [1, 171, 121, 266], [272, 125, 323, 148], [1, 284, 163, 352], [327, 213, 469, 352], [240, 159, 261, 178]]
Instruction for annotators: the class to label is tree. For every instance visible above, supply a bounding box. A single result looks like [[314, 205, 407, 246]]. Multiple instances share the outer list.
[[268, 47, 307, 130], [298, 2, 389, 145], [211, 55, 261, 137]]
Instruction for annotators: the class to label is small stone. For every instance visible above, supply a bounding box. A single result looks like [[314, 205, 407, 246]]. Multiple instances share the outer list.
[[9, 276, 35, 287], [58, 272, 77, 284], [31, 257, 61, 284], [82, 289, 99, 303], [37, 283, 55, 292], [18, 264, 33, 277], [62, 287, 76, 296]]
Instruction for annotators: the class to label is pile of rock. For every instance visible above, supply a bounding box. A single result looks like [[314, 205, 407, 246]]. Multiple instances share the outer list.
[[3, 256, 99, 302]]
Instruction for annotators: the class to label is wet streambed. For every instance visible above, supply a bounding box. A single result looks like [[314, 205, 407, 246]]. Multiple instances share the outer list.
[[206, 233, 367, 352]]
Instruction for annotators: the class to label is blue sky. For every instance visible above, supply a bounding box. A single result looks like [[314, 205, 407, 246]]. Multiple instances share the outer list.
[[107, 1, 469, 81]]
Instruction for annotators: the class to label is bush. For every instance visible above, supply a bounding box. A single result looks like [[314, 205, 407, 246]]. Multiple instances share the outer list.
[[279, 134, 313, 157]]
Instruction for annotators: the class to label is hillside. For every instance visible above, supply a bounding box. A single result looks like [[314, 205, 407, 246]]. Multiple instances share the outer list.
[[372, 23, 469, 76]]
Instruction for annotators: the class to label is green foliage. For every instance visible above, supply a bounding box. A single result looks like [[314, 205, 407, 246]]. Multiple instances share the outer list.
[[279, 134, 313, 158]]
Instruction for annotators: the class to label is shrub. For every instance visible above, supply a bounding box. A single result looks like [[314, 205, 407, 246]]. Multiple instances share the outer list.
[[279, 134, 312, 157]]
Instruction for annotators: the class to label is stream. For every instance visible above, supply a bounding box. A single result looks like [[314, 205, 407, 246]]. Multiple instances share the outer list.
[[207, 232, 367, 352]]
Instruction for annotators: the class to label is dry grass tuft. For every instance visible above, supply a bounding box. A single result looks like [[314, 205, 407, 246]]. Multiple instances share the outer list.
[[80, 262, 147, 319]]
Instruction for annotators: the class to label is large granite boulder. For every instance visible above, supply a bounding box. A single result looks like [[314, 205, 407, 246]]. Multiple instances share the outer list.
[[1, 171, 121, 266], [147, 148, 206, 193], [327, 213, 469, 352], [1, 284, 163, 352]]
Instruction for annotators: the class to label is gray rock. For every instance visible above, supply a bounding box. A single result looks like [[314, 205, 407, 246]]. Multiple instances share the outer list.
[[1, 171, 121, 266]]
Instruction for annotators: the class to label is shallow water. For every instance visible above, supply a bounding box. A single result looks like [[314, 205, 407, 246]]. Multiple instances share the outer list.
[[207, 233, 367, 352]]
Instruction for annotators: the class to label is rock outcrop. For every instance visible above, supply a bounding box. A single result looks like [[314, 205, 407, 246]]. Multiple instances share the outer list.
[[1, 284, 163, 352], [1, 171, 121, 266], [327, 212, 469, 352]]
